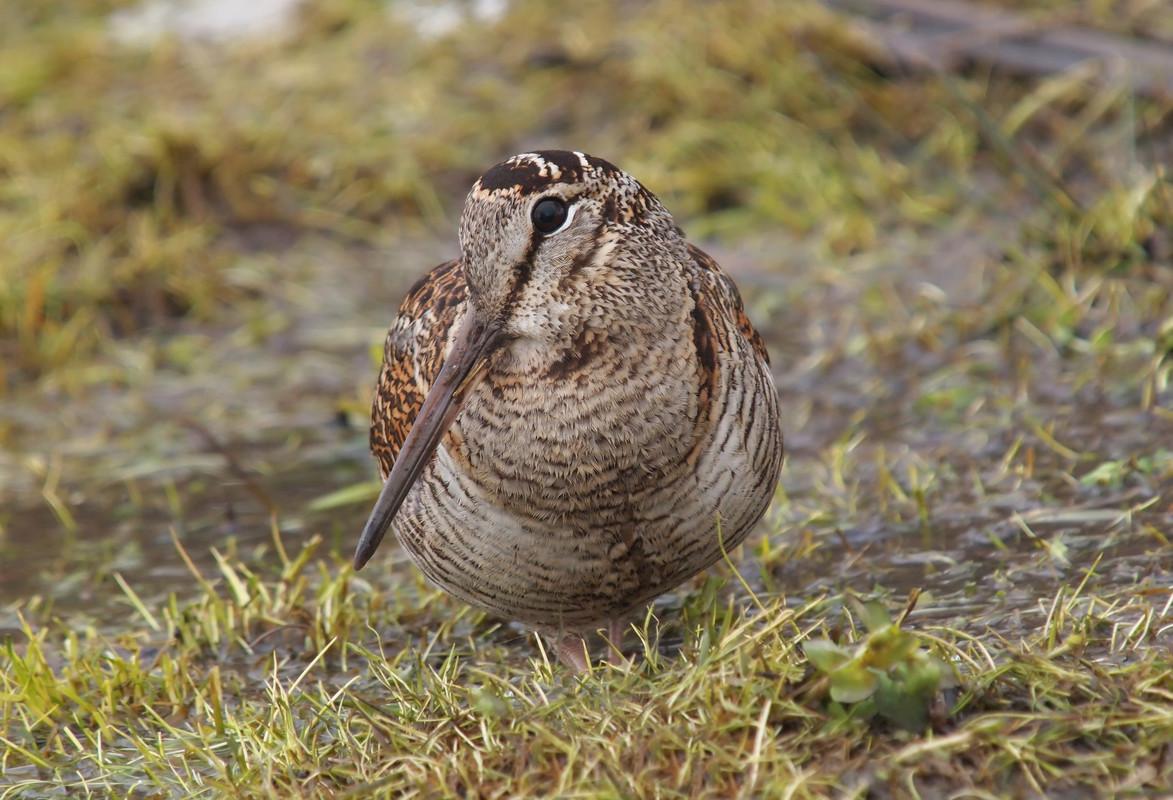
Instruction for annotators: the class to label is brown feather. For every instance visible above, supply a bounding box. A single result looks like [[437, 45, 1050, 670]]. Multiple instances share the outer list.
[[686, 243, 771, 367], [369, 259, 467, 479]]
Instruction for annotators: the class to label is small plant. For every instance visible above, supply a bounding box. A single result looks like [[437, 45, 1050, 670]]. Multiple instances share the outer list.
[[803, 591, 956, 731]]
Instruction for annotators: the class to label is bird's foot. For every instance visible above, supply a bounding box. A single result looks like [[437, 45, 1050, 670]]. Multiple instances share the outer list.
[[605, 618, 629, 667], [550, 619, 629, 673], [553, 634, 591, 674]]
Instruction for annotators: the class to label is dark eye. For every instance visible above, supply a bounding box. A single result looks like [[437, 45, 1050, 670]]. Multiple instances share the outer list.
[[531, 197, 569, 235]]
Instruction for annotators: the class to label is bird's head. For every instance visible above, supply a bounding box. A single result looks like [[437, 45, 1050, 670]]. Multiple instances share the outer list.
[[457, 150, 674, 336]]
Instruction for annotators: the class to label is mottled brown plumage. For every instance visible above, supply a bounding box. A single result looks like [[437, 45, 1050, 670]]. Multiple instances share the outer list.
[[359, 151, 783, 670], [370, 259, 466, 474]]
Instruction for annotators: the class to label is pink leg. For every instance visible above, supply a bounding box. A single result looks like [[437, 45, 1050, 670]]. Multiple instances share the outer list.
[[553, 633, 591, 674], [605, 618, 629, 666]]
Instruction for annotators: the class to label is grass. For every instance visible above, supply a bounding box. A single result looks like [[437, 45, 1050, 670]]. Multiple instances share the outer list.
[[4, 0, 1165, 385], [2, 530, 1170, 797], [1, 0, 1172, 796]]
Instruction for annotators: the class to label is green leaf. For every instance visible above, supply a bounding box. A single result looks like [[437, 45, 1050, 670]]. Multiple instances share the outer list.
[[863, 627, 920, 670], [804, 639, 850, 673], [829, 664, 878, 703], [873, 673, 929, 731], [872, 657, 948, 731], [858, 601, 892, 632]]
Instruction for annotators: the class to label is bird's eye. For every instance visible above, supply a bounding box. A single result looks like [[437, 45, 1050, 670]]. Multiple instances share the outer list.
[[531, 197, 571, 235]]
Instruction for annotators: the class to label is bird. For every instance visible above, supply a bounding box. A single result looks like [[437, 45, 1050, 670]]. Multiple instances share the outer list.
[[354, 150, 783, 672]]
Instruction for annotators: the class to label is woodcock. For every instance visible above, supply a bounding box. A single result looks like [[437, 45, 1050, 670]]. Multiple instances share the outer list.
[[355, 151, 783, 671]]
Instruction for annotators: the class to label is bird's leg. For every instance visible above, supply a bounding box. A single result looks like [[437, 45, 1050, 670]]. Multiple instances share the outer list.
[[553, 633, 591, 674], [605, 618, 629, 666]]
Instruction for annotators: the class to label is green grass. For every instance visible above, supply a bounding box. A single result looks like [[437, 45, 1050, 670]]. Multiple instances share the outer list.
[[3, 0, 1165, 385], [1, 0, 1172, 796], [2, 532, 1169, 797]]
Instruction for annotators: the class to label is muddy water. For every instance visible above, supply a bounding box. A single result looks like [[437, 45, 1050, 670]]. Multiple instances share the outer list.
[[1, 231, 1170, 647], [0, 427, 370, 619]]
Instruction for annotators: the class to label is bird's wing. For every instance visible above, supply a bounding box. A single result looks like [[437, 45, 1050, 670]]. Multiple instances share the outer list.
[[370, 259, 469, 479], [684, 243, 771, 367], [684, 243, 783, 487]]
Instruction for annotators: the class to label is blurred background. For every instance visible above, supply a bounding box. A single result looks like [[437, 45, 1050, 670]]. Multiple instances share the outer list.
[[1, 0, 1170, 629]]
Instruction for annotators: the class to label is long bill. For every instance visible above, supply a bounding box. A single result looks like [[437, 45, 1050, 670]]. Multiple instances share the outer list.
[[353, 312, 501, 570]]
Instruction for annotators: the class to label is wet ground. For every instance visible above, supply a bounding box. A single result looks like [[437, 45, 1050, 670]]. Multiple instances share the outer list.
[[3, 217, 1169, 654]]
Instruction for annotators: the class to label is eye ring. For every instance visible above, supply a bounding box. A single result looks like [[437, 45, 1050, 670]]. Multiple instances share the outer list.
[[531, 197, 572, 236]]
